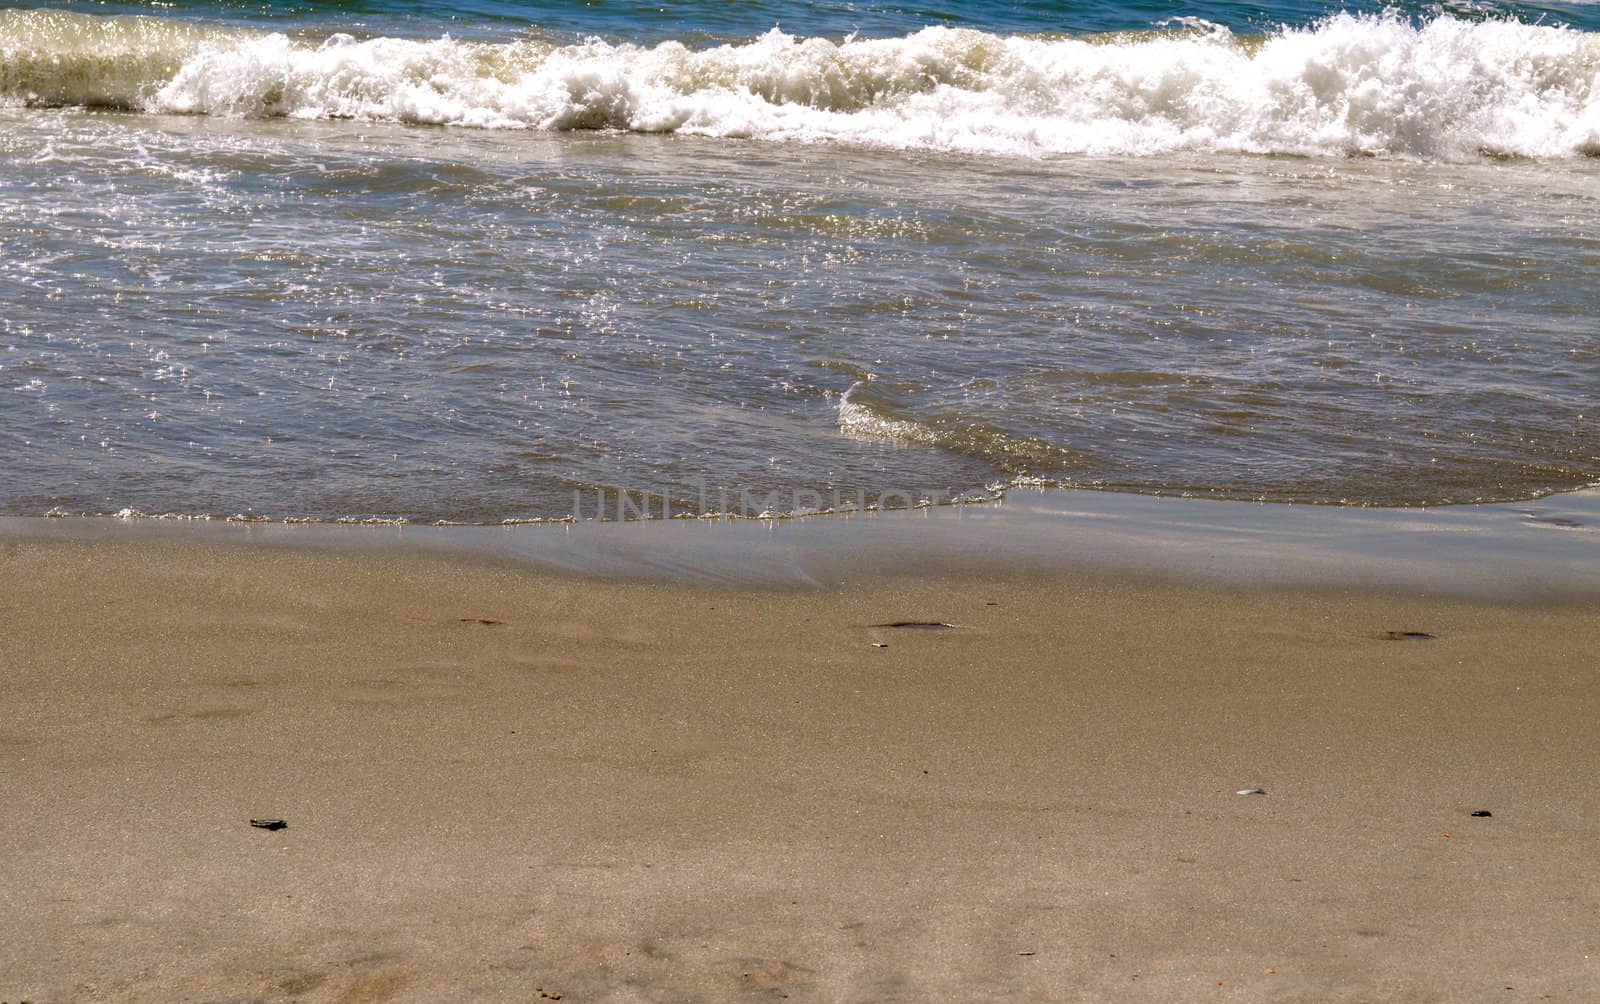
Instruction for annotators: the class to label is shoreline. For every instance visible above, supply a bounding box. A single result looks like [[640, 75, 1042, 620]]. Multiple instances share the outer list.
[[7, 485, 1600, 600], [4, 496, 1599, 1001]]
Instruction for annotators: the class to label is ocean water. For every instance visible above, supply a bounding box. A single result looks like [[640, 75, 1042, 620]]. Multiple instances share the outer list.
[[2, 0, 1597, 521]]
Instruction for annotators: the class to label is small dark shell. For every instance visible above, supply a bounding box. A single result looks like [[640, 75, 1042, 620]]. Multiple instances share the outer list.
[[250, 818, 288, 831]]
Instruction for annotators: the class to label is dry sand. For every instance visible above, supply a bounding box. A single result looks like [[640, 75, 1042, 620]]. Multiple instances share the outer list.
[[2, 532, 1598, 1002]]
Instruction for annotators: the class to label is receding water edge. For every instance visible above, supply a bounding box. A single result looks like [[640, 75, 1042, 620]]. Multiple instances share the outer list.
[[7, 485, 1599, 601]]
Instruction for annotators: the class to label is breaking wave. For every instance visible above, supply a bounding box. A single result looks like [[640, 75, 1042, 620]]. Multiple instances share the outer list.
[[3, 8, 1599, 158]]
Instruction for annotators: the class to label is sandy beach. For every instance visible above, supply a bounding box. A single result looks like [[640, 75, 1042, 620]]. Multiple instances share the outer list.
[[6, 0, 1598, 999], [2, 526, 1597, 1002]]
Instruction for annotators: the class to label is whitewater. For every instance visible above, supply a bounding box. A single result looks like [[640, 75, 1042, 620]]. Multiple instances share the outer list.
[[3, 9, 1599, 159]]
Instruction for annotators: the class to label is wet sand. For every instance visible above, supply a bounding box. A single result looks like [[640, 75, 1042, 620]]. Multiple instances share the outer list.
[[2, 531, 1599, 1002]]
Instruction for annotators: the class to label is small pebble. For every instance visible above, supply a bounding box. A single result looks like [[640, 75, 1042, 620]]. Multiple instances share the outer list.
[[249, 818, 288, 831], [1471, 810, 1493, 818]]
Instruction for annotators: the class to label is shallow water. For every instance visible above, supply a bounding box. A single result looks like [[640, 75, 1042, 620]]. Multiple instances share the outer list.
[[10, 488, 1600, 599], [2, 1, 1597, 520]]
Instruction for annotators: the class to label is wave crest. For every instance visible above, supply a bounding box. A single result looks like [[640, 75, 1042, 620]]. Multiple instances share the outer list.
[[837, 383, 1091, 474], [0, 10, 220, 109], [4, 11, 1598, 159]]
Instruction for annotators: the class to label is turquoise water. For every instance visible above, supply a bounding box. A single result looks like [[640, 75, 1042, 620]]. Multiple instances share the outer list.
[[21, 1, 1600, 39], [2, 1, 1597, 520]]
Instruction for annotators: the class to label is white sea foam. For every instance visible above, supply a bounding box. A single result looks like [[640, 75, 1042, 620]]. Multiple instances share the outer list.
[[3, 10, 1598, 158]]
